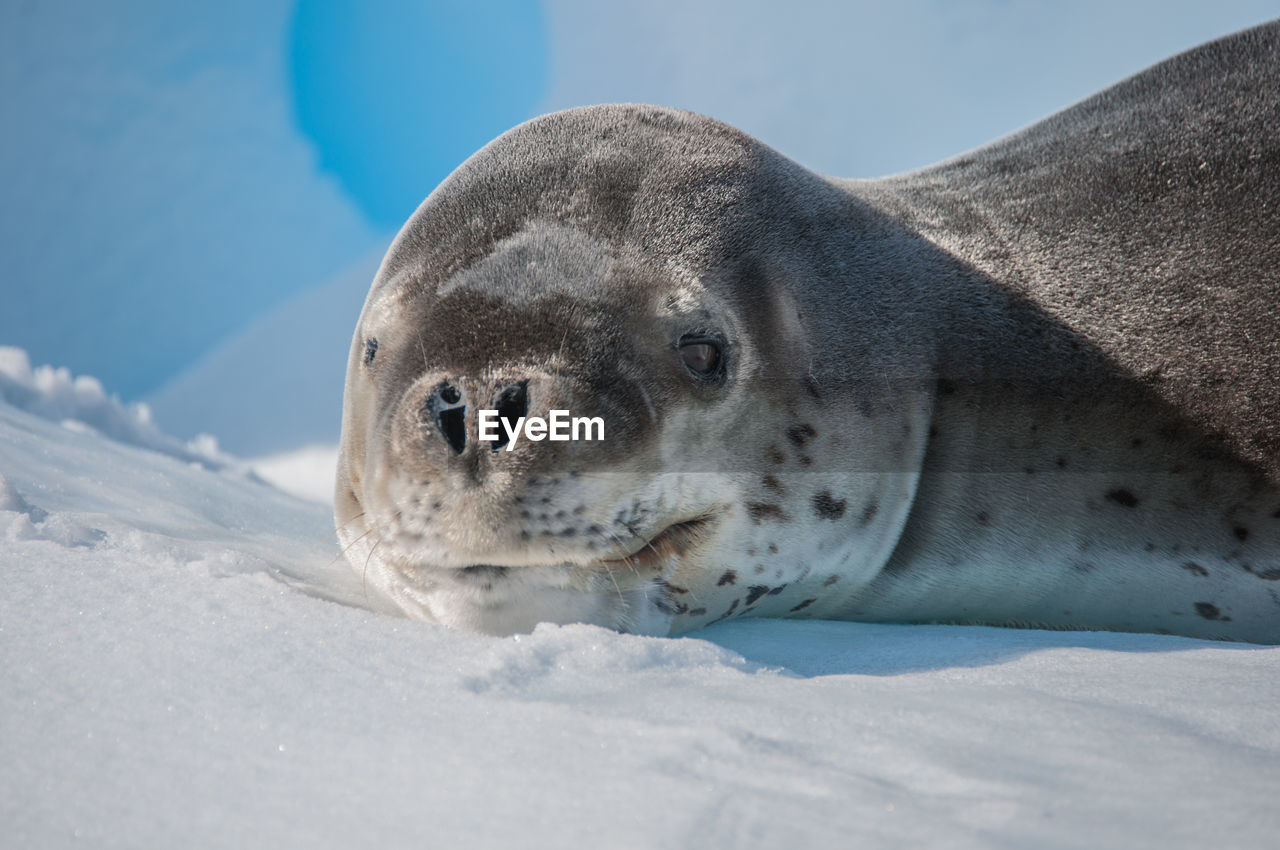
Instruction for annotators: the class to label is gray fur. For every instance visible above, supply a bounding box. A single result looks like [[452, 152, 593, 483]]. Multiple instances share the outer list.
[[337, 23, 1280, 642]]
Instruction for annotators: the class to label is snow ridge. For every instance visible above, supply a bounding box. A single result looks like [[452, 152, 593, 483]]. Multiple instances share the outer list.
[[0, 346, 233, 470]]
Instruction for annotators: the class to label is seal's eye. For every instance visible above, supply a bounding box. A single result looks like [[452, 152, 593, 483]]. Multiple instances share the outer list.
[[363, 337, 378, 366], [678, 334, 724, 379]]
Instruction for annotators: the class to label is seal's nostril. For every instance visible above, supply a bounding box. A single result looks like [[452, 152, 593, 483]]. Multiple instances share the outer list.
[[437, 406, 466, 454], [491, 382, 529, 450], [426, 382, 467, 454]]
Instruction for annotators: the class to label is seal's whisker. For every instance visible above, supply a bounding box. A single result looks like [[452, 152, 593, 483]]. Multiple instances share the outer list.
[[318, 511, 366, 548], [325, 524, 375, 572], [603, 529, 646, 580], [362, 535, 385, 603], [602, 557, 626, 609]]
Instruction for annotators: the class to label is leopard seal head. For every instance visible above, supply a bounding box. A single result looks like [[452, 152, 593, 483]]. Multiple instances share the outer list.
[[335, 105, 936, 635]]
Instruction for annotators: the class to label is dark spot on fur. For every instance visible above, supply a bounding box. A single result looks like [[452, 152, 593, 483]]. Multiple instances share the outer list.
[[1243, 564, 1280, 581], [937, 377, 956, 395], [767, 585, 787, 596], [762, 474, 784, 495], [1106, 488, 1139, 508], [790, 598, 817, 612], [709, 598, 740, 624], [768, 445, 786, 465], [666, 584, 689, 595], [860, 499, 879, 525], [823, 575, 840, 586], [688, 607, 707, 617], [976, 511, 990, 526], [804, 377, 823, 400], [745, 586, 770, 605], [1144, 542, 1156, 552], [746, 502, 788, 523], [1232, 526, 1250, 542], [1194, 602, 1224, 620], [768, 543, 778, 554], [520, 530, 531, 540], [746, 548, 757, 557], [1024, 467, 1035, 475], [1056, 457, 1068, 468], [1130, 437, 1144, 449], [1182, 562, 1209, 577], [787, 424, 817, 447], [1273, 507, 1280, 519], [1073, 561, 1096, 573], [754, 564, 766, 574], [717, 570, 737, 586], [799, 455, 813, 466], [812, 491, 846, 520], [929, 426, 938, 439], [559, 528, 576, 537]]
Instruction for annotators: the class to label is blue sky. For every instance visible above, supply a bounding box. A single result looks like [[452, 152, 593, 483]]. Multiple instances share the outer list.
[[1, 1, 1275, 401]]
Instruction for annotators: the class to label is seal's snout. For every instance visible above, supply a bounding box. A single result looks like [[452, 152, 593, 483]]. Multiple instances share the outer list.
[[418, 378, 536, 457]]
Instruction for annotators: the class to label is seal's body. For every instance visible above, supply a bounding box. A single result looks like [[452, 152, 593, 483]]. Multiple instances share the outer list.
[[336, 23, 1280, 641]]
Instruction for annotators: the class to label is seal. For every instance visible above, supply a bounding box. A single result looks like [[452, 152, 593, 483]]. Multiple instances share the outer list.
[[336, 22, 1280, 642]]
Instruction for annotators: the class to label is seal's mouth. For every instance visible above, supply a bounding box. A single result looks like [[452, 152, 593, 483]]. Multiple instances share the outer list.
[[595, 515, 714, 572], [450, 515, 714, 582]]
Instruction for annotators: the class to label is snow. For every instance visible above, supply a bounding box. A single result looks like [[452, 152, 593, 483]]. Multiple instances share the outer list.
[[2, 350, 1277, 848], [0, 346, 232, 471], [250, 443, 340, 504]]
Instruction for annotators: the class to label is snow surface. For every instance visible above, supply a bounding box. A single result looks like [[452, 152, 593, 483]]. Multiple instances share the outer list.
[[250, 443, 340, 505], [3, 351, 1278, 848]]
